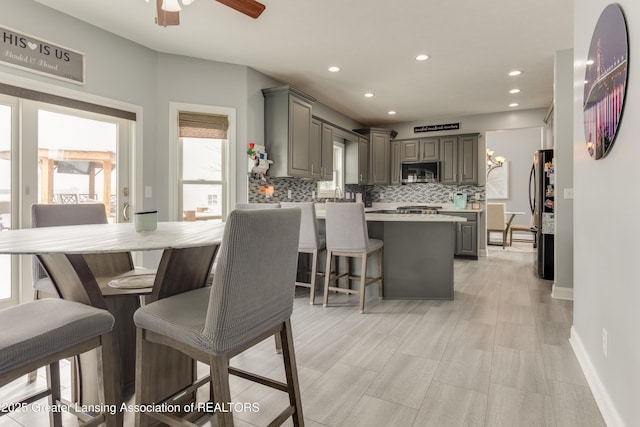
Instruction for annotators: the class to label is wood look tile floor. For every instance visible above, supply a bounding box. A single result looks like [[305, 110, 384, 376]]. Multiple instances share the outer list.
[[0, 243, 606, 427]]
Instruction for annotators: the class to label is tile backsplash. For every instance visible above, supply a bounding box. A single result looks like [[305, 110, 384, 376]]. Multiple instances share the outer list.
[[248, 177, 485, 204]]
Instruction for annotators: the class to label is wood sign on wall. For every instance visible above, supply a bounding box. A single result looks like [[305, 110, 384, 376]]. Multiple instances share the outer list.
[[0, 26, 85, 85]]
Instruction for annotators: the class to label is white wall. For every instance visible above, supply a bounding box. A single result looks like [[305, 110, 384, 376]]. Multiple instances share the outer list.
[[573, 1, 639, 425], [553, 49, 574, 297], [485, 127, 542, 227]]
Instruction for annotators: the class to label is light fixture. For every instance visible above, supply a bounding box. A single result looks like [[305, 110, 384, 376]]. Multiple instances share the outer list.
[[415, 54, 430, 61], [509, 103, 519, 107], [182, 0, 195, 4], [388, 110, 396, 115], [586, 59, 594, 65], [161, 0, 182, 11], [487, 149, 506, 175], [328, 66, 341, 72], [508, 70, 522, 77], [509, 89, 521, 94], [364, 92, 374, 98]]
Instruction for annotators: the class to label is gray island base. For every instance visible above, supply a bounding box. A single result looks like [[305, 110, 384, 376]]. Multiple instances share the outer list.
[[317, 211, 464, 300]]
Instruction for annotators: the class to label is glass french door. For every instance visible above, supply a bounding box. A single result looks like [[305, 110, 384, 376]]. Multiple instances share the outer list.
[[0, 97, 132, 307]]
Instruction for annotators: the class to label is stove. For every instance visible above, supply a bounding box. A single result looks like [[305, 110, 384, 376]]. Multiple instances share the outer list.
[[396, 206, 441, 214]]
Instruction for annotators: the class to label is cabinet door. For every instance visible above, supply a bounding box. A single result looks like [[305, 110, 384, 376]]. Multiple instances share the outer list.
[[458, 135, 478, 184], [439, 136, 458, 184], [419, 139, 440, 161], [358, 138, 368, 184], [456, 221, 478, 257], [288, 95, 313, 177], [400, 140, 419, 162], [391, 142, 402, 185], [310, 118, 322, 179], [321, 123, 333, 180], [369, 132, 390, 184]]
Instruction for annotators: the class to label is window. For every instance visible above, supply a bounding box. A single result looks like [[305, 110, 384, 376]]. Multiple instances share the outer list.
[[317, 141, 345, 198], [179, 112, 228, 222]]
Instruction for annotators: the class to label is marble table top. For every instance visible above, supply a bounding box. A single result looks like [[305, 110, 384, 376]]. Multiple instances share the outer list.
[[0, 221, 225, 255]]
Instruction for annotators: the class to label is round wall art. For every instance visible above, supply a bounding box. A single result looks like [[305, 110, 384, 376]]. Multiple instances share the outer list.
[[583, 3, 628, 160]]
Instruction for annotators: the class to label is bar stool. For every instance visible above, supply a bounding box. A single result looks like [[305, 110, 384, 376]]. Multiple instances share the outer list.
[[0, 299, 122, 427], [134, 208, 303, 427], [323, 203, 383, 314], [282, 202, 326, 304]]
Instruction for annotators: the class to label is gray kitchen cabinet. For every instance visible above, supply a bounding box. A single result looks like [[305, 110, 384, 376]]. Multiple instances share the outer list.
[[419, 138, 440, 161], [310, 118, 322, 179], [262, 86, 316, 178], [391, 141, 402, 185], [439, 134, 479, 184], [321, 123, 334, 180], [400, 140, 420, 162], [355, 128, 392, 185], [345, 136, 369, 185], [442, 211, 479, 258]]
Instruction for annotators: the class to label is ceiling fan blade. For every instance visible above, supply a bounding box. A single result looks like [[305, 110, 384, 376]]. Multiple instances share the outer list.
[[216, 0, 266, 19], [156, 0, 180, 26]]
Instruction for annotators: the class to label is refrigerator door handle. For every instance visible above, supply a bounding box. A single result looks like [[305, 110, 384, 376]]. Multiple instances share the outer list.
[[528, 162, 536, 214]]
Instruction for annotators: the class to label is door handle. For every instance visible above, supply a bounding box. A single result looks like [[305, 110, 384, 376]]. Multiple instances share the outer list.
[[123, 202, 130, 221]]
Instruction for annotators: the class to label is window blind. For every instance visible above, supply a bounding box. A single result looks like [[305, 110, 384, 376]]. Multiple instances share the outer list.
[[178, 112, 228, 139]]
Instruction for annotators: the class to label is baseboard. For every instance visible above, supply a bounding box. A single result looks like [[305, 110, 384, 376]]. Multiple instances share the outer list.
[[570, 327, 626, 427], [551, 284, 573, 301]]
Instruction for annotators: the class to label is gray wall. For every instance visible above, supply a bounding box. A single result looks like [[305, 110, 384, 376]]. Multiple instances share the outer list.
[[553, 49, 574, 297], [574, 1, 638, 425], [485, 127, 543, 227]]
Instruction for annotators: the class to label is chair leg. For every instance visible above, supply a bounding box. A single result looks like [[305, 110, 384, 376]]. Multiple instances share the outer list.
[[378, 249, 384, 301], [209, 355, 234, 427], [47, 362, 62, 427], [280, 320, 304, 426], [323, 251, 333, 307], [100, 332, 123, 427], [135, 329, 151, 427], [359, 255, 367, 314], [274, 333, 283, 354], [309, 249, 318, 305]]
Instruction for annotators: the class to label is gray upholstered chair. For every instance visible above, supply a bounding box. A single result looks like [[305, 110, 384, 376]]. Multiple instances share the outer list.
[[323, 203, 383, 314], [0, 299, 122, 427], [282, 202, 326, 304], [134, 208, 303, 427], [31, 203, 155, 299], [234, 202, 281, 209]]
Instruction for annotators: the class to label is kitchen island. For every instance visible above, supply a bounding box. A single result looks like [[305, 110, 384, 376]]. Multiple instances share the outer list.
[[316, 208, 466, 300]]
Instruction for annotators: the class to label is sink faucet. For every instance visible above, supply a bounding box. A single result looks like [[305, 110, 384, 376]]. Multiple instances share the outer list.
[[333, 187, 343, 202]]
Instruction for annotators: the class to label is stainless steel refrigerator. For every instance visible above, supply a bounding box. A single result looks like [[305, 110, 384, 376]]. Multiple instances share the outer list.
[[529, 149, 554, 280]]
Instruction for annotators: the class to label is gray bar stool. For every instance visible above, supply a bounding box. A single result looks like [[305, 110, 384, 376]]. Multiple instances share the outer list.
[[323, 203, 383, 313], [0, 299, 122, 427], [282, 202, 326, 304]]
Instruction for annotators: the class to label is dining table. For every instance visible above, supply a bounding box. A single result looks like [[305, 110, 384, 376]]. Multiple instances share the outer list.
[[0, 220, 225, 406]]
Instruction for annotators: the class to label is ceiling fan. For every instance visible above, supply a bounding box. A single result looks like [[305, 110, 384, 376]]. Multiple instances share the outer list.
[[156, 0, 265, 26]]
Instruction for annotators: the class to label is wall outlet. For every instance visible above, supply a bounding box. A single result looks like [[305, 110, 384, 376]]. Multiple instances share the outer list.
[[564, 188, 574, 199], [144, 186, 153, 198], [602, 328, 608, 358], [380, 192, 385, 200], [475, 192, 482, 200], [311, 191, 316, 200], [287, 190, 292, 199], [449, 192, 454, 200]]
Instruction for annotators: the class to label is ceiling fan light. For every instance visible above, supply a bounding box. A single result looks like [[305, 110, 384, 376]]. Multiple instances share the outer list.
[[162, 0, 182, 12], [181, 0, 195, 5]]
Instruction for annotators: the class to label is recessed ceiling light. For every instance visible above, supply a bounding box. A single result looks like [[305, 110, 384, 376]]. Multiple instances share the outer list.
[[328, 66, 341, 72], [509, 103, 519, 107], [586, 59, 594, 65], [388, 111, 397, 115], [364, 92, 374, 98], [508, 70, 523, 77], [509, 89, 521, 94], [415, 54, 430, 61]]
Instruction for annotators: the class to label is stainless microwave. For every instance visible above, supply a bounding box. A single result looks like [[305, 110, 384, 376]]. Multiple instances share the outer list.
[[401, 161, 439, 184]]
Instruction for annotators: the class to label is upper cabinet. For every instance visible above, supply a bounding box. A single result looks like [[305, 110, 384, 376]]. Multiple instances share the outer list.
[[321, 123, 334, 180], [263, 86, 317, 178], [390, 141, 402, 185], [440, 134, 479, 184], [399, 138, 439, 163], [345, 136, 369, 185], [355, 128, 393, 185]]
